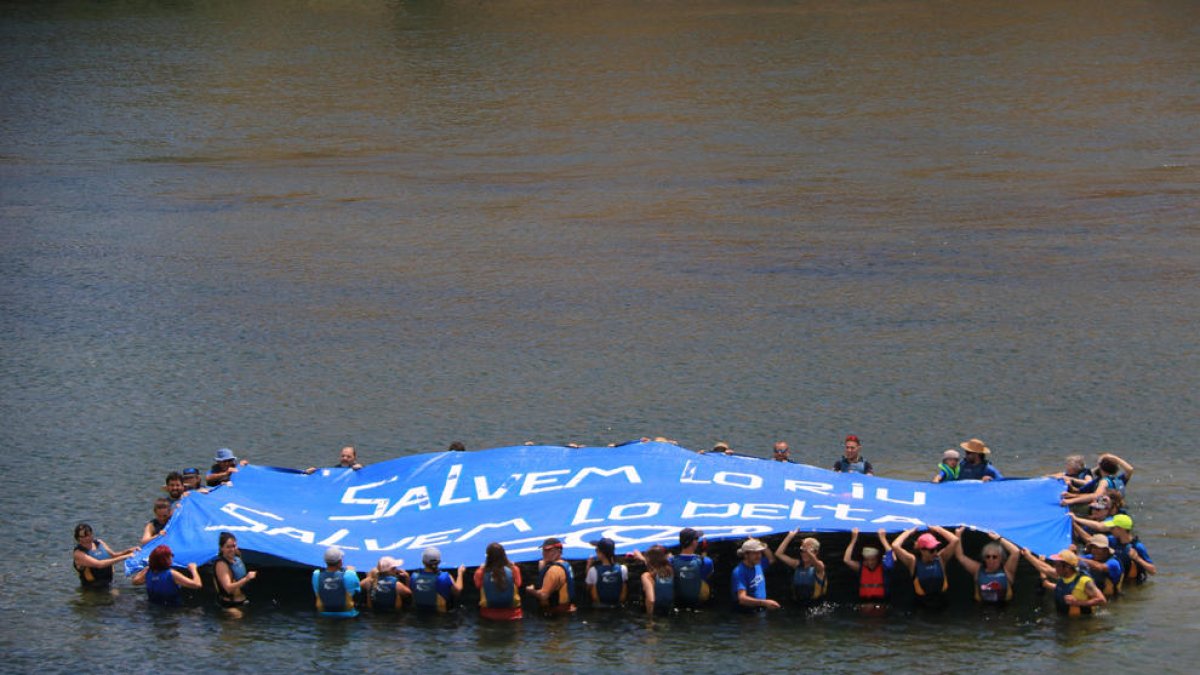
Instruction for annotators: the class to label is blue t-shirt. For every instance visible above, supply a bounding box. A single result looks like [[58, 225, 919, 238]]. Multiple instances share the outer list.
[[731, 560, 770, 609]]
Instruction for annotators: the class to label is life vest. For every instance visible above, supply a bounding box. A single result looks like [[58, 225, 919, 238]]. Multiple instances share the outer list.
[[835, 457, 869, 474], [481, 566, 520, 610], [215, 555, 247, 604], [651, 573, 675, 615], [1084, 556, 1123, 597], [859, 563, 888, 601], [370, 575, 403, 611], [74, 542, 113, 588], [913, 558, 948, 597], [958, 460, 994, 480], [1054, 572, 1093, 616], [536, 561, 575, 612], [975, 568, 1011, 604], [791, 564, 827, 601], [671, 555, 711, 607], [935, 462, 960, 482], [590, 563, 626, 606], [411, 570, 450, 612], [145, 568, 182, 606], [147, 518, 166, 538], [315, 569, 355, 614], [1111, 538, 1148, 584]]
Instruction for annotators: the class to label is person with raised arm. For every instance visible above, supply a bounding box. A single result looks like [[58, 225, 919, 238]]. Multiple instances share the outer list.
[[890, 526, 959, 608], [843, 528, 894, 606], [131, 544, 202, 606], [951, 528, 1019, 605], [774, 529, 827, 604]]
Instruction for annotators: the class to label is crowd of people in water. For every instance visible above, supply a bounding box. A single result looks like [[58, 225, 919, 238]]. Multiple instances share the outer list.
[[72, 437, 1153, 620]]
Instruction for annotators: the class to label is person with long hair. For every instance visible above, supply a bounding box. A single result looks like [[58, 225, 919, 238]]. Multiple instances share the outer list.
[[72, 523, 135, 589], [140, 498, 172, 545], [362, 556, 411, 612], [473, 542, 522, 620], [639, 545, 674, 616], [131, 544, 202, 606], [214, 531, 257, 613]]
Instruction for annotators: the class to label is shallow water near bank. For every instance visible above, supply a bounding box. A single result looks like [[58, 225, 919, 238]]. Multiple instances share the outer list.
[[2, 0, 1198, 671]]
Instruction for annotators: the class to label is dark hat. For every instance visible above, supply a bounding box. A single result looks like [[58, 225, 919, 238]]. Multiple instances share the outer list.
[[181, 467, 201, 476], [541, 537, 563, 550], [590, 537, 616, 557], [679, 527, 704, 546]]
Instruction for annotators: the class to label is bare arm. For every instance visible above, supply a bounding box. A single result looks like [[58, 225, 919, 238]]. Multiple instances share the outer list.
[[774, 530, 800, 568], [931, 525, 959, 565], [172, 563, 203, 590], [951, 527, 980, 576], [1020, 548, 1055, 578], [1103, 453, 1134, 481], [640, 572, 655, 615], [843, 528, 861, 572], [451, 564, 466, 595], [998, 536, 1020, 580], [890, 528, 916, 570]]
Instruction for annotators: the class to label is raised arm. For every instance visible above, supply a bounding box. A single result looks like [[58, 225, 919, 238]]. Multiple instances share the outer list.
[[1019, 548, 1055, 578], [1103, 453, 1134, 481], [998, 536, 1020, 579], [889, 528, 916, 570], [931, 525, 959, 565], [172, 562, 203, 590], [843, 528, 861, 572], [775, 529, 801, 569], [450, 564, 466, 595], [951, 527, 980, 577]]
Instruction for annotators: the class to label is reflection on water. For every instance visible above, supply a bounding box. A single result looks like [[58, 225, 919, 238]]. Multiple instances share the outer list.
[[2, 0, 1198, 671]]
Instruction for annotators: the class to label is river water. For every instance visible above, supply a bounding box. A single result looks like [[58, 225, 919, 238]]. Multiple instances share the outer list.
[[1, 0, 1197, 671]]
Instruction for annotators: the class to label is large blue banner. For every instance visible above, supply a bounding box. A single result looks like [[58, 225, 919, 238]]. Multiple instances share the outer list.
[[133, 441, 1071, 571]]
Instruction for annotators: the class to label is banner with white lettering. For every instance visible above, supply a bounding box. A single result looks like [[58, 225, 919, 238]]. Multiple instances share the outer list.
[[133, 441, 1070, 571]]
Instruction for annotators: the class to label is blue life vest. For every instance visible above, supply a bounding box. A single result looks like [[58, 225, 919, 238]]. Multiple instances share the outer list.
[[913, 558, 948, 598], [147, 518, 166, 538], [74, 542, 113, 588], [671, 555, 711, 607], [411, 570, 445, 611], [959, 460, 995, 481], [371, 575, 402, 611], [651, 573, 674, 615], [1110, 537, 1148, 584], [834, 457, 869, 473], [592, 563, 626, 606], [481, 566, 520, 609], [145, 568, 182, 606], [315, 569, 354, 614], [975, 568, 1011, 604], [1083, 555, 1123, 596], [791, 564, 827, 601], [216, 555, 247, 604]]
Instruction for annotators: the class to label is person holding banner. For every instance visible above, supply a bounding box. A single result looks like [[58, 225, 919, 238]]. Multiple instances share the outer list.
[[585, 538, 628, 608], [525, 537, 577, 615], [843, 528, 894, 608], [72, 523, 136, 590], [475, 543, 523, 620], [410, 547, 465, 613], [362, 556, 411, 612], [832, 435, 874, 475], [774, 529, 827, 604], [312, 546, 361, 618], [950, 528, 1020, 605], [890, 526, 959, 609], [640, 545, 675, 616], [731, 538, 780, 612], [672, 527, 714, 608], [130, 544, 202, 606], [1021, 548, 1107, 616]]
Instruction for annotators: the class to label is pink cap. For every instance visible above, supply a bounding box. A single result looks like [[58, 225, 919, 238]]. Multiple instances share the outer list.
[[916, 533, 940, 550]]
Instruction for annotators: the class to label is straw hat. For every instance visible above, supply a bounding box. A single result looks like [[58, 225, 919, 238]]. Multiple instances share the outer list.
[[960, 438, 991, 455]]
